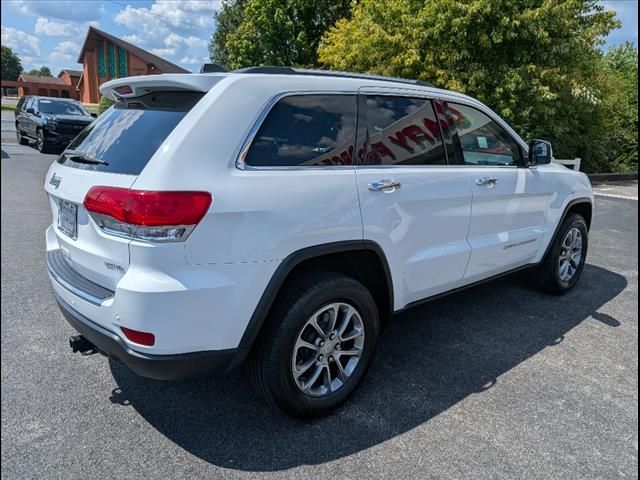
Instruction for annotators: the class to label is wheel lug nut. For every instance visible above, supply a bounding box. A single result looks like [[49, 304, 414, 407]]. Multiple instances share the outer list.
[[336, 344, 341, 350], [330, 333, 335, 340], [317, 354, 323, 361], [328, 356, 334, 363], [319, 341, 325, 347]]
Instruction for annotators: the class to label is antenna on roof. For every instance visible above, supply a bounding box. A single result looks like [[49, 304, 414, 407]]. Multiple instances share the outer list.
[[200, 63, 227, 73]]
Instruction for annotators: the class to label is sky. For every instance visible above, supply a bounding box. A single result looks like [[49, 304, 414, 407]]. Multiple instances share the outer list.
[[0, 0, 638, 75]]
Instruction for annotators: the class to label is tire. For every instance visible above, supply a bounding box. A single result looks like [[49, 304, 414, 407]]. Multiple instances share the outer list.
[[36, 128, 52, 154], [248, 271, 380, 418], [536, 212, 589, 294], [16, 126, 28, 145]]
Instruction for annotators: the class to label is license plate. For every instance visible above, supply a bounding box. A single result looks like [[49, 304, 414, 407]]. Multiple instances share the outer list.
[[58, 199, 77, 239]]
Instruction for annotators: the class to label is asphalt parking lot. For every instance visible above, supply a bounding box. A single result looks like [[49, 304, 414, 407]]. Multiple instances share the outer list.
[[1, 110, 638, 479]]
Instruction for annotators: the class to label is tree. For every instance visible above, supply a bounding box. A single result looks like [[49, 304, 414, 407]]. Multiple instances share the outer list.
[[319, 0, 621, 171], [38, 66, 53, 77], [210, 0, 249, 68], [209, 0, 353, 69], [26, 66, 53, 77], [592, 43, 638, 172], [98, 96, 115, 115], [1, 46, 22, 81]]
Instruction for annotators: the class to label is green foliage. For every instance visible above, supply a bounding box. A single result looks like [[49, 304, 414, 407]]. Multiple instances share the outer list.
[[592, 43, 638, 172], [38, 66, 52, 77], [209, 0, 353, 69], [25, 66, 53, 77], [98, 96, 115, 115], [319, 0, 633, 172], [210, 0, 249, 68], [1, 46, 22, 81]]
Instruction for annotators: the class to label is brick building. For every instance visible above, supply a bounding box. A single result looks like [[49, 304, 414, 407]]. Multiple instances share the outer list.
[[15, 74, 77, 99], [76, 26, 189, 103], [0, 26, 188, 102]]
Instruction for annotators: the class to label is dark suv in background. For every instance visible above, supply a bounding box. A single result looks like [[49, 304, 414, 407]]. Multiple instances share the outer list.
[[15, 96, 96, 153]]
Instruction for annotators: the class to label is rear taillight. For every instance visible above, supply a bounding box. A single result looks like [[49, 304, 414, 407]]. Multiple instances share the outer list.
[[83, 187, 212, 242]]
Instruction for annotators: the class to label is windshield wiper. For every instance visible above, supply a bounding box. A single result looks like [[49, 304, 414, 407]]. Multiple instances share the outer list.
[[62, 150, 109, 166]]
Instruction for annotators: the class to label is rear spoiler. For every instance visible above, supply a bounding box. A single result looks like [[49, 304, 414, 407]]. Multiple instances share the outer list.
[[100, 74, 227, 101]]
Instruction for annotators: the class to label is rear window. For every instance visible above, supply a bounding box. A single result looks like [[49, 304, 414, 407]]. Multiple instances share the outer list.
[[57, 91, 203, 175]]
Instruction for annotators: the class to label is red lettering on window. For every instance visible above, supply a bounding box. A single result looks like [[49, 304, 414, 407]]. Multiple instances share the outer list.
[[403, 125, 433, 146], [389, 131, 414, 152], [372, 141, 395, 162]]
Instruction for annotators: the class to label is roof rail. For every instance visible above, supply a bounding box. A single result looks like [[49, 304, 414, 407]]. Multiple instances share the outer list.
[[232, 66, 434, 88]]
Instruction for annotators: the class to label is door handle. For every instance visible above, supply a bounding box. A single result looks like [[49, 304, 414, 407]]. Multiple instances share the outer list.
[[368, 179, 401, 192], [475, 176, 498, 187]]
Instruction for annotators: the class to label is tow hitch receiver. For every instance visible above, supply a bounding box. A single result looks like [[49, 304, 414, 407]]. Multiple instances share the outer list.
[[69, 335, 97, 355]]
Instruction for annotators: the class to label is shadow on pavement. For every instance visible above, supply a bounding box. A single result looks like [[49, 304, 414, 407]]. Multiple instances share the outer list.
[[109, 264, 626, 471]]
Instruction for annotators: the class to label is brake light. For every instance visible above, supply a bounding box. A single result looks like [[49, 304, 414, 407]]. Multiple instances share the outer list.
[[120, 326, 155, 346], [83, 187, 212, 242], [114, 85, 133, 95]]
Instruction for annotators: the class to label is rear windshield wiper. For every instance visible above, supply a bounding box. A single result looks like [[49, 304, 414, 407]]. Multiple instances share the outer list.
[[62, 150, 109, 166]]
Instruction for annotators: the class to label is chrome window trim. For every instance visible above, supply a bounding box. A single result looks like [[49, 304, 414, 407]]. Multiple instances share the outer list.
[[234, 86, 529, 171], [234, 90, 358, 171]]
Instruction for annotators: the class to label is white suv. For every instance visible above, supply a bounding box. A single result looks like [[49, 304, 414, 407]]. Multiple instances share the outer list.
[[45, 67, 594, 417]]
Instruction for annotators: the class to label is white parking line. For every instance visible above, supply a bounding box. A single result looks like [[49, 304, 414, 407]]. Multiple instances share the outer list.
[[594, 192, 638, 201]]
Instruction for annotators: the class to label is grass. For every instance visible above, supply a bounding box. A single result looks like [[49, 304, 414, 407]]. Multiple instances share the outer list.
[[1, 105, 16, 111], [83, 103, 99, 114]]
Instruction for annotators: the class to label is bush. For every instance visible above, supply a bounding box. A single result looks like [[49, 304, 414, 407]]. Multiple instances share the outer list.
[[98, 96, 115, 115]]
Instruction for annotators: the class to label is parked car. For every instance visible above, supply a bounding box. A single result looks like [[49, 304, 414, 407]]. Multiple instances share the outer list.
[[15, 96, 96, 153], [44, 67, 594, 418]]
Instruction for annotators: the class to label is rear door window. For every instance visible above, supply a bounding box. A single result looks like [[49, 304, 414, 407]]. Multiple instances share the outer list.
[[361, 95, 446, 165], [57, 91, 203, 175], [244, 94, 357, 167]]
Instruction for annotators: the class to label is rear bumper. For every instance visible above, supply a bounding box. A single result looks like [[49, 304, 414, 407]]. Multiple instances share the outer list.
[[53, 290, 245, 380]]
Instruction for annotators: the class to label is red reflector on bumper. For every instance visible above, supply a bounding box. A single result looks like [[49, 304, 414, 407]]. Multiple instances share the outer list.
[[120, 326, 155, 346]]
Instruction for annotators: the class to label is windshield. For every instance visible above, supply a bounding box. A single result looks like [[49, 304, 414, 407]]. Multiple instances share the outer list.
[[57, 91, 204, 175], [39, 100, 88, 116]]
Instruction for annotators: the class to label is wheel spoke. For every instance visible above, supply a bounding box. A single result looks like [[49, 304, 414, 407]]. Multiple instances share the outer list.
[[293, 357, 316, 378], [335, 358, 348, 383], [302, 364, 324, 391], [295, 339, 319, 354], [336, 305, 356, 338], [340, 328, 364, 342], [326, 304, 339, 335], [309, 316, 327, 339], [337, 347, 360, 357]]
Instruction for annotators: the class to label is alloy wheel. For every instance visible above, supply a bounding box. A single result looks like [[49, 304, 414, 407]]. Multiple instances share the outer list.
[[558, 227, 583, 282], [291, 302, 365, 397]]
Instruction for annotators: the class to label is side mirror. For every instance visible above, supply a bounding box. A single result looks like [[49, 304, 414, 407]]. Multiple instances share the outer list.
[[528, 139, 553, 166], [90, 113, 97, 118], [26, 108, 35, 115]]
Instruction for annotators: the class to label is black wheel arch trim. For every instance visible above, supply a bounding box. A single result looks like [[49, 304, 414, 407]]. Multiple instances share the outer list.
[[234, 198, 592, 367], [540, 197, 593, 262], [233, 240, 393, 367]]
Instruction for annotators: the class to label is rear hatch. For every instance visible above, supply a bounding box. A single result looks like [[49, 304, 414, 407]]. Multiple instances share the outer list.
[[44, 89, 205, 291]]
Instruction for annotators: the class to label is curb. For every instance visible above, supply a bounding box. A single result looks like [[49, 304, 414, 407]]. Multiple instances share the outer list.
[[588, 172, 638, 182]]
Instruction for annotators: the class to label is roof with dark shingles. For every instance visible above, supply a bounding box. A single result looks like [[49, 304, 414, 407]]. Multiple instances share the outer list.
[[59, 69, 83, 77], [18, 75, 68, 85], [78, 26, 189, 73]]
